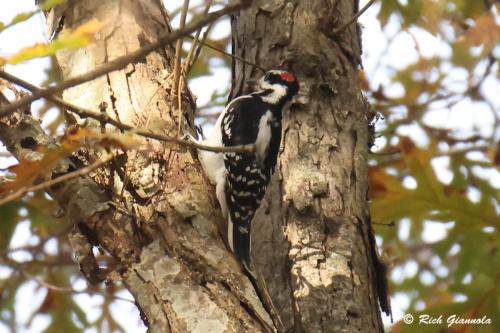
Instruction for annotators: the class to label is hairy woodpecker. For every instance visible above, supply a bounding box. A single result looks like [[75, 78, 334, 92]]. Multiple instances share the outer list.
[[198, 70, 299, 269]]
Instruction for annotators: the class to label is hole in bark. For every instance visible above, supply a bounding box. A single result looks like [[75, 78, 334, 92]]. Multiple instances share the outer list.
[[78, 223, 100, 246], [20, 137, 37, 149], [220, 280, 232, 291], [184, 217, 194, 227], [324, 217, 340, 237], [319, 83, 335, 96], [347, 309, 360, 318]]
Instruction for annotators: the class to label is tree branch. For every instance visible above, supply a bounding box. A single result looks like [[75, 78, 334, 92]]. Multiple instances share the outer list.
[[333, 0, 377, 35], [173, 0, 190, 98], [186, 34, 267, 72], [0, 153, 114, 206], [0, 72, 255, 154], [0, 0, 250, 117], [183, 0, 213, 74]]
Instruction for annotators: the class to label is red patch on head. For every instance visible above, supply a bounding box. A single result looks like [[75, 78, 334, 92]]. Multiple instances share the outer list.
[[280, 72, 295, 82]]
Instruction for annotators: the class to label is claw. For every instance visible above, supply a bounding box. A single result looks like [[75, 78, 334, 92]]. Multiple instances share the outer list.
[[182, 125, 204, 143], [182, 132, 199, 143], [195, 125, 205, 140]]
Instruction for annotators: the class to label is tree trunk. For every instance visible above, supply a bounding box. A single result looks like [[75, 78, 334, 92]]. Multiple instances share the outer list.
[[0, 0, 388, 332], [24, 0, 272, 332], [231, 1, 388, 332]]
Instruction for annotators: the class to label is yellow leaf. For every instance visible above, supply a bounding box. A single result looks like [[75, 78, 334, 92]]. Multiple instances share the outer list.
[[0, 1, 65, 33], [70, 19, 104, 37], [7, 43, 58, 64], [6, 19, 103, 64], [40, 0, 66, 11]]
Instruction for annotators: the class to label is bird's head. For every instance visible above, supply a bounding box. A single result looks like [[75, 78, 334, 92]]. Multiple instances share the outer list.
[[259, 70, 299, 102]]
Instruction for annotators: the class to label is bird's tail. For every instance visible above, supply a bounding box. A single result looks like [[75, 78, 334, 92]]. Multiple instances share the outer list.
[[228, 217, 252, 270]]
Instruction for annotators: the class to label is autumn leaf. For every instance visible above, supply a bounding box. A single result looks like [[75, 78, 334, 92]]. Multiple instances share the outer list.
[[1, 19, 103, 65], [463, 14, 500, 49], [0, 139, 83, 195], [0, 127, 143, 197], [0, 0, 65, 33]]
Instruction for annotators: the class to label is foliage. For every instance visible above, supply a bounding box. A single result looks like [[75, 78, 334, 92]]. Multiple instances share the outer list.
[[0, 0, 65, 33], [0, 1, 498, 333], [1, 19, 103, 65], [366, 1, 500, 332]]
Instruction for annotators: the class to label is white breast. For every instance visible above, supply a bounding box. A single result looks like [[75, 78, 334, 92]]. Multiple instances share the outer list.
[[198, 114, 225, 185], [255, 110, 273, 167]]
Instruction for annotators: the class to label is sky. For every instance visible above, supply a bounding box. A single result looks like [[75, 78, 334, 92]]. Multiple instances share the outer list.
[[0, 0, 499, 332]]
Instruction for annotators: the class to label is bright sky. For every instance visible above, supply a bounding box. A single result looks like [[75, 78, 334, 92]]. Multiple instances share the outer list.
[[0, 1, 498, 332]]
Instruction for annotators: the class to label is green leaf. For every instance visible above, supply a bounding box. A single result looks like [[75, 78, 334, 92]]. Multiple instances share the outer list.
[[453, 0, 487, 18], [40, 0, 66, 11], [378, 0, 400, 27], [0, 202, 21, 250]]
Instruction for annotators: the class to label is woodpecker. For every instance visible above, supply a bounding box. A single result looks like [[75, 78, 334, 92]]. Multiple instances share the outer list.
[[198, 70, 299, 269]]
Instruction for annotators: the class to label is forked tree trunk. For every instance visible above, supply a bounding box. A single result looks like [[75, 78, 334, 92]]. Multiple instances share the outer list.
[[0, 0, 388, 332]]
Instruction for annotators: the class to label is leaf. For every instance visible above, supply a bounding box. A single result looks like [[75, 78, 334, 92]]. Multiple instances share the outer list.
[[0, 202, 21, 249], [463, 14, 500, 55], [0, 273, 24, 323], [36, 271, 88, 333], [378, 0, 402, 27], [399, 0, 422, 27], [0, 127, 142, 197], [8, 12, 36, 27], [0, 0, 65, 33], [0, 138, 83, 195], [25, 192, 60, 231], [450, 40, 478, 69], [2, 19, 103, 65], [391, 57, 442, 104], [454, 0, 487, 18], [40, 0, 66, 11], [418, 0, 444, 35], [370, 137, 498, 226]]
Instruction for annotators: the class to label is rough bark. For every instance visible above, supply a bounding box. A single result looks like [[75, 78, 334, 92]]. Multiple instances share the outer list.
[[0, 0, 388, 332], [231, 1, 387, 332], [1, 0, 273, 332]]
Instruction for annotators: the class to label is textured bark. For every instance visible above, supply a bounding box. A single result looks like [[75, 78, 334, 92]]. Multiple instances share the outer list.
[[1, 0, 273, 332], [231, 1, 387, 332], [0, 0, 387, 332]]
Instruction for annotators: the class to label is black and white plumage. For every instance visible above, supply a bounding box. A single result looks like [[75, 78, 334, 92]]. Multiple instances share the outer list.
[[198, 70, 299, 268]]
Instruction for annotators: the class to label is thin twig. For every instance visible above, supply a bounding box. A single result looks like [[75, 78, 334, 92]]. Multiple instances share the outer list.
[[0, 1, 250, 117], [176, 75, 185, 137], [0, 154, 114, 206], [7, 224, 74, 254], [174, 0, 191, 137], [0, 72, 255, 154], [191, 22, 214, 69], [333, 0, 377, 35], [183, 0, 214, 74], [0, 255, 136, 303], [31, 275, 135, 303], [186, 34, 267, 72], [173, 0, 191, 98]]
